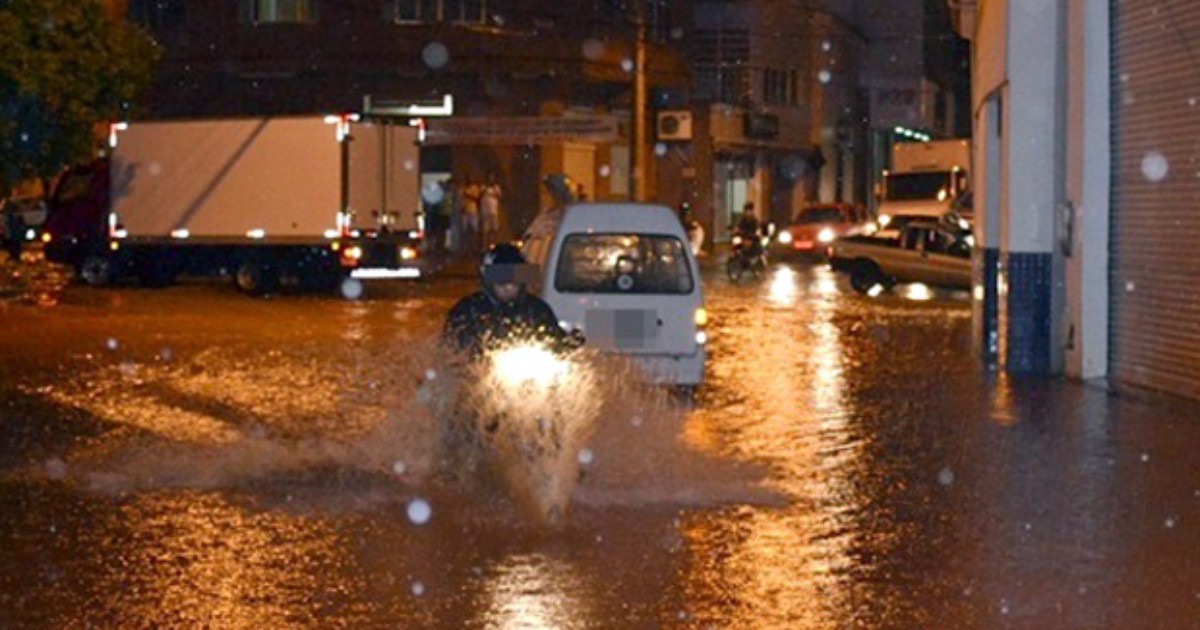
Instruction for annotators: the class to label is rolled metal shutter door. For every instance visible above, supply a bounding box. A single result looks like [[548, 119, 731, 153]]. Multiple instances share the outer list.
[[1110, 0, 1200, 397]]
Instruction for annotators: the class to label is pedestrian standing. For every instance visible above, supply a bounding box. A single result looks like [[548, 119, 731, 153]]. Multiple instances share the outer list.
[[480, 175, 503, 249], [2, 199, 21, 264], [443, 176, 463, 255], [461, 179, 481, 254]]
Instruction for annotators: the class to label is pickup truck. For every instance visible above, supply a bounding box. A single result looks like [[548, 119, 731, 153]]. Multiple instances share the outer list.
[[829, 220, 972, 294]]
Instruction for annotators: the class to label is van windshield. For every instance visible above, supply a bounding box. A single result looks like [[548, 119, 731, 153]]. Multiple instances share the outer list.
[[884, 171, 953, 202], [555, 233, 694, 294]]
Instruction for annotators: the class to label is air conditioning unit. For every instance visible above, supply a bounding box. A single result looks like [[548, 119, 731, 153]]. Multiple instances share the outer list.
[[657, 110, 694, 141]]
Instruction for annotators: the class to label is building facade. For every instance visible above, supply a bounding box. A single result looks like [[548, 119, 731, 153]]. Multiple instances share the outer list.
[[953, 0, 1200, 400], [115, 0, 690, 238]]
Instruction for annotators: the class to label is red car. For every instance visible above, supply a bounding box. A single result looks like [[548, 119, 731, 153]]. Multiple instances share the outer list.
[[773, 203, 873, 259]]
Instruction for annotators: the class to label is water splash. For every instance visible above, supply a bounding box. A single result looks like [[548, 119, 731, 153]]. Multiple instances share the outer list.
[[28, 335, 776, 523]]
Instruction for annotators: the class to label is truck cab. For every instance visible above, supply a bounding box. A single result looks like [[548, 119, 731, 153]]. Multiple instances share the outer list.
[[877, 139, 971, 227]]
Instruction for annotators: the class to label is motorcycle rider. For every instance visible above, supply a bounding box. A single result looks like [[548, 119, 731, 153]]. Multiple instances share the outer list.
[[734, 202, 767, 257], [443, 242, 575, 357]]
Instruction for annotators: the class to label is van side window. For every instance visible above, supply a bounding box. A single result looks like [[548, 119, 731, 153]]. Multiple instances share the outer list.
[[555, 233, 694, 295]]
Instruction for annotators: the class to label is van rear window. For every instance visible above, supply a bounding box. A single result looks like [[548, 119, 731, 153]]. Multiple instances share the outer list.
[[554, 234, 694, 294]]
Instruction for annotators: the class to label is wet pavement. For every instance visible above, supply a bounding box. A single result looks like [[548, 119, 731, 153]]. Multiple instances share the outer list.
[[3, 252, 1200, 629]]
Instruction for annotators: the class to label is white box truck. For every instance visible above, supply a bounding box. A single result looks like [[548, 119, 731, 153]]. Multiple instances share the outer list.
[[44, 116, 424, 295], [877, 138, 971, 227]]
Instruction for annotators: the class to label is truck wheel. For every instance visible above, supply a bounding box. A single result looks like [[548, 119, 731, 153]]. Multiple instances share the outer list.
[[850, 261, 886, 294], [79, 255, 114, 287], [235, 260, 279, 296]]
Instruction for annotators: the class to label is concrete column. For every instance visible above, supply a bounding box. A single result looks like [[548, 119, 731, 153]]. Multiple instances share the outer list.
[[1064, 0, 1110, 380], [997, 0, 1065, 374]]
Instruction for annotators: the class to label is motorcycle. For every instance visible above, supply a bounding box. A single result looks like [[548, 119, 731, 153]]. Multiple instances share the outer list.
[[726, 229, 771, 282], [447, 336, 595, 525]]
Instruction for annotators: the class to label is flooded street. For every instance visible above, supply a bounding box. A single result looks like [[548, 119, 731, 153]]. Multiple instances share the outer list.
[[3, 260, 1200, 629]]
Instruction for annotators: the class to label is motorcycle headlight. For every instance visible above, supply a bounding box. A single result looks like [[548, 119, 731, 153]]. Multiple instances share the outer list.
[[491, 344, 568, 389]]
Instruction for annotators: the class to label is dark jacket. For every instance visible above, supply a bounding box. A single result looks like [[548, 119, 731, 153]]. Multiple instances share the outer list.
[[442, 291, 571, 357]]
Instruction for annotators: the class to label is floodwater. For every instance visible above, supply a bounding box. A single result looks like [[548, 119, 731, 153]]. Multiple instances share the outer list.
[[3, 258, 1200, 629]]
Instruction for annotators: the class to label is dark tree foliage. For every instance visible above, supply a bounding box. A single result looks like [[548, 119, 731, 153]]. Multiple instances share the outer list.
[[0, 0, 158, 195]]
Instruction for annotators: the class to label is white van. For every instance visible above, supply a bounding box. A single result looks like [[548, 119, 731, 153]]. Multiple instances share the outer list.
[[521, 203, 707, 386]]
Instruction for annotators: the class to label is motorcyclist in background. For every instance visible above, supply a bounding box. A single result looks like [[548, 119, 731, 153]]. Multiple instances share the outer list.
[[442, 242, 574, 357], [735, 201, 764, 248]]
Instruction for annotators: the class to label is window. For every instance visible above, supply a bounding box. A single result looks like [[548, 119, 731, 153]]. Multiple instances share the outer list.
[[923, 229, 954, 255], [884, 172, 952, 202], [555, 234, 694, 295], [692, 29, 750, 104], [128, 0, 185, 29], [241, 0, 318, 24], [385, 0, 488, 23], [795, 207, 847, 225], [763, 68, 791, 106]]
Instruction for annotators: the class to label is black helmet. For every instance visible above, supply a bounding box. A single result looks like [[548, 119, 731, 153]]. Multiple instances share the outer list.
[[479, 243, 534, 302]]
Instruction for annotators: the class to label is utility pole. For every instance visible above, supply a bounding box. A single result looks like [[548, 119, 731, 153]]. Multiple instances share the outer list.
[[629, 1, 648, 202]]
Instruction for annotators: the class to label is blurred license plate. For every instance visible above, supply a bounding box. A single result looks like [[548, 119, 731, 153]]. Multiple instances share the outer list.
[[586, 309, 658, 350]]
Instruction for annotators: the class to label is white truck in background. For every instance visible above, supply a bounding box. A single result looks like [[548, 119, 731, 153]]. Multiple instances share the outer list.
[[44, 116, 424, 295], [877, 138, 971, 228]]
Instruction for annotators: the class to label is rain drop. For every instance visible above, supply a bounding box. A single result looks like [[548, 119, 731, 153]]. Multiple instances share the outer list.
[[582, 39, 605, 61], [159, 347, 174, 362], [425, 368, 437, 381], [1141, 453, 1150, 463], [340, 278, 364, 301], [1165, 516, 1177, 528], [1023, 522, 1033, 531], [821, 40, 832, 52], [407, 498, 432, 525], [630, 415, 643, 428], [818, 70, 832, 84], [422, 182, 446, 205], [620, 58, 634, 72], [421, 42, 450, 69], [393, 461, 407, 475], [1000, 600, 1010, 615], [598, 164, 612, 178], [1141, 151, 1169, 182], [578, 448, 595, 466], [411, 581, 426, 596], [937, 467, 955, 486], [654, 143, 668, 157], [1125, 281, 1136, 292], [105, 338, 119, 351], [148, 162, 163, 176], [1189, 97, 1197, 107], [670, 27, 684, 40], [403, 159, 415, 171], [44, 458, 67, 480]]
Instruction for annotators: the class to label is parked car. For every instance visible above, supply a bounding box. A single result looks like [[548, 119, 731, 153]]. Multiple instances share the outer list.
[[773, 203, 872, 260], [829, 220, 972, 294]]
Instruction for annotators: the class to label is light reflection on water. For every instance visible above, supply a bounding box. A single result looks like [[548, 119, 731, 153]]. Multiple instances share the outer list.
[[82, 492, 366, 629], [681, 264, 860, 626], [479, 554, 593, 630]]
